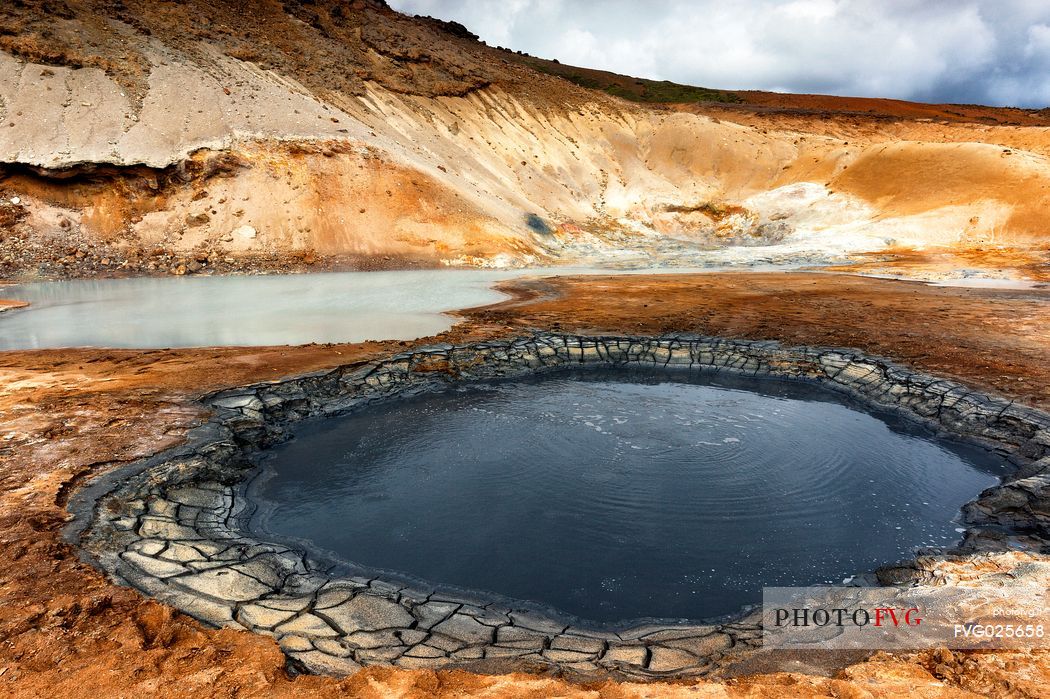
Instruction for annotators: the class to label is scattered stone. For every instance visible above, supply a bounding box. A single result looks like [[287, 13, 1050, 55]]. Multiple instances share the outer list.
[[137, 517, 200, 540], [660, 633, 731, 657], [289, 650, 362, 674], [451, 646, 485, 660], [423, 633, 467, 652], [160, 589, 236, 627], [275, 613, 339, 637], [647, 646, 697, 672], [355, 646, 405, 663], [173, 567, 274, 602], [323, 593, 414, 632], [313, 586, 357, 611], [484, 645, 534, 658], [403, 644, 445, 658], [212, 394, 263, 410], [342, 629, 402, 649], [601, 644, 648, 666], [120, 551, 188, 578], [279, 635, 314, 652], [312, 638, 354, 657], [430, 614, 494, 645], [411, 600, 460, 628], [543, 648, 594, 662], [158, 542, 207, 563], [550, 634, 605, 654], [238, 603, 297, 629]]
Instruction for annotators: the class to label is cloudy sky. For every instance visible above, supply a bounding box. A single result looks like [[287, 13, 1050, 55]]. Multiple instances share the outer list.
[[388, 0, 1050, 107]]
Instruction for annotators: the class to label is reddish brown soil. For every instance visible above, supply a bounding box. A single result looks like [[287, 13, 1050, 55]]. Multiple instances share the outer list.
[[0, 272, 1047, 697], [725, 91, 1050, 126], [468, 272, 1050, 409], [825, 248, 1050, 284], [0, 299, 28, 312], [513, 53, 1050, 126]]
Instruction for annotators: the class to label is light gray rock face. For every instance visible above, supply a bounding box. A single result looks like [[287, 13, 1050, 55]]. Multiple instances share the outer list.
[[0, 50, 366, 168], [77, 333, 1050, 680]]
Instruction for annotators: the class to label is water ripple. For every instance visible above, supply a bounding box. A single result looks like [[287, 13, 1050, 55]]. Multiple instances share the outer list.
[[254, 368, 1007, 622]]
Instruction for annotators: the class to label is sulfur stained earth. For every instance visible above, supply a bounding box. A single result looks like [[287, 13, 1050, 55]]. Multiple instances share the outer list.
[[2, 1, 1050, 280], [0, 272, 1047, 697]]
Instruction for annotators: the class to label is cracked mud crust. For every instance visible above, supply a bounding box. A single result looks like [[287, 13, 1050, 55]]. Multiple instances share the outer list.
[[71, 333, 1050, 680], [1, 271, 1046, 696]]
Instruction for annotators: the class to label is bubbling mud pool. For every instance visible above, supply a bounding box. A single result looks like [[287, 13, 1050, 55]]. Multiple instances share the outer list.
[[250, 368, 1007, 624]]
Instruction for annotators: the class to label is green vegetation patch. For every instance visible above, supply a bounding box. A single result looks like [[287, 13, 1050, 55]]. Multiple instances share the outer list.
[[528, 60, 741, 104]]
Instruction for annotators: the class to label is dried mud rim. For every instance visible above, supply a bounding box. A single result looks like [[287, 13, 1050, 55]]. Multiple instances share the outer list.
[[66, 333, 1050, 680]]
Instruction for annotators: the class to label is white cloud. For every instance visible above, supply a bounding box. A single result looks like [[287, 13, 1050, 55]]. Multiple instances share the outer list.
[[1025, 23, 1050, 59], [780, 0, 838, 21], [388, 0, 1050, 107]]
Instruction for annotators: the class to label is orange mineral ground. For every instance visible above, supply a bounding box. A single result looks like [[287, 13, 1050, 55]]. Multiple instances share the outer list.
[[1, 272, 1049, 697], [0, 1, 1047, 280]]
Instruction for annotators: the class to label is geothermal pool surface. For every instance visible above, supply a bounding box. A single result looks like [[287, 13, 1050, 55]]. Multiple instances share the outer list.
[[252, 369, 1005, 623], [0, 270, 516, 349], [0, 267, 724, 349]]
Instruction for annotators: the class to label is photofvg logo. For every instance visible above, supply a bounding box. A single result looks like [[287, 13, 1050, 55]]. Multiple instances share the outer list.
[[762, 586, 1049, 650], [773, 605, 924, 629]]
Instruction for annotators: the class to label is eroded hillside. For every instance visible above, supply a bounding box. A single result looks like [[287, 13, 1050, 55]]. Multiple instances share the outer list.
[[0, 0, 1048, 279]]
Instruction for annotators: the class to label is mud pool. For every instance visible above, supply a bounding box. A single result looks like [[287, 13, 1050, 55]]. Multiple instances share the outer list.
[[250, 368, 1007, 623], [0, 270, 516, 349], [0, 267, 756, 350]]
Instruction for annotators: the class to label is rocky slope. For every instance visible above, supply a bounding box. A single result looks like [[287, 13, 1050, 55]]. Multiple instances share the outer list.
[[0, 0, 1048, 279]]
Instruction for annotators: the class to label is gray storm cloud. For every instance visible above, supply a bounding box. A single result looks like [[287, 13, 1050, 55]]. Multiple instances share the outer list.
[[389, 0, 1050, 107]]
